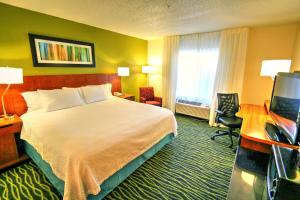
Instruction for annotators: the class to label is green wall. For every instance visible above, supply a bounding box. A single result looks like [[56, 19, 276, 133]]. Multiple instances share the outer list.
[[0, 3, 148, 99]]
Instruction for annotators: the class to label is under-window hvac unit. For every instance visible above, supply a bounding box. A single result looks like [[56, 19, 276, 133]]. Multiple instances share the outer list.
[[175, 102, 210, 120]]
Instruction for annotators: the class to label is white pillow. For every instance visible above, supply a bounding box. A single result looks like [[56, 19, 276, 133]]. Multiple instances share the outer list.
[[86, 84, 113, 98], [81, 85, 108, 103], [21, 91, 42, 112], [38, 88, 84, 112], [104, 83, 113, 98], [62, 87, 84, 99]]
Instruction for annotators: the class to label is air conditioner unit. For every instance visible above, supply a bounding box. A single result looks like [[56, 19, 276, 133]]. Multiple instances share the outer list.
[[175, 102, 210, 120]]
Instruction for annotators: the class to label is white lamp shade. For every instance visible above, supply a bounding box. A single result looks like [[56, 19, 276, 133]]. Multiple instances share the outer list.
[[0, 67, 23, 84], [118, 67, 130, 76], [142, 65, 155, 74], [260, 60, 291, 78]]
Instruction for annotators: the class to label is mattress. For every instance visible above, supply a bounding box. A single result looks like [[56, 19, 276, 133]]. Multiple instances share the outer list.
[[20, 97, 177, 199]]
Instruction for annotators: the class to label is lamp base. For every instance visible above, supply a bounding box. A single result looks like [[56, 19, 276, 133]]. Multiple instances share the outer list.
[[0, 114, 14, 121]]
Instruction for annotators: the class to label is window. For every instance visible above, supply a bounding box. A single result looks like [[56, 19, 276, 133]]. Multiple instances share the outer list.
[[176, 32, 220, 106]]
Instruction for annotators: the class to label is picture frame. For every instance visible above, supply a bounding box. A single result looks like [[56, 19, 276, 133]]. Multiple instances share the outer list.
[[28, 33, 95, 67]]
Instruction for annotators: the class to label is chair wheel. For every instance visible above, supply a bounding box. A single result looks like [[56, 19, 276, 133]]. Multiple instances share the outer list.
[[211, 136, 215, 140]]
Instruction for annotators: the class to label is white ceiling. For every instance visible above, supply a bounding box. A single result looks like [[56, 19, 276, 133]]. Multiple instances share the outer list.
[[1, 0, 300, 40]]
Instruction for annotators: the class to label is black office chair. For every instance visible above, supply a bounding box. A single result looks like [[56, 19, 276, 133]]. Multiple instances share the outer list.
[[211, 93, 243, 148]]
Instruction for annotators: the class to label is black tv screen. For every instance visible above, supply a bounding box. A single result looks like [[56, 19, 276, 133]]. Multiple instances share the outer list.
[[270, 72, 300, 145]]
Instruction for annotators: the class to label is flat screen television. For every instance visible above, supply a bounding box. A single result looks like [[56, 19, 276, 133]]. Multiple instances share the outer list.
[[269, 72, 300, 145]]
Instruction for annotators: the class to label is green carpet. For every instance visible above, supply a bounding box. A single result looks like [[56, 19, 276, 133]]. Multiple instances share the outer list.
[[0, 115, 237, 200]]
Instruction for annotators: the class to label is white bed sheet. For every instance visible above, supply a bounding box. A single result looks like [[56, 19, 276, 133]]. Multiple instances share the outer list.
[[21, 97, 177, 200]]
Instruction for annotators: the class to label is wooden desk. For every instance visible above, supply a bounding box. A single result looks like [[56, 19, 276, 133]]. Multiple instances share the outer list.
[[264, 100, 271, 114], [238, 103, 298, 154], [236, 104, 267, 118]]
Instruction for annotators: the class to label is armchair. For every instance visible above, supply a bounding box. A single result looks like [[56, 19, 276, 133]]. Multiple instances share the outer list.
[[139, 87, 162, 107]]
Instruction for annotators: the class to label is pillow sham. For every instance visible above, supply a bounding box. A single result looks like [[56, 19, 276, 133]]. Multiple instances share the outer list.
[[62, 87, 84, 99], [21, 91, 42, 112], [81, 85, 108, 103], [104, 83, 113, 97], [38, 88, 84, 112], [85, 84, 113, 98]]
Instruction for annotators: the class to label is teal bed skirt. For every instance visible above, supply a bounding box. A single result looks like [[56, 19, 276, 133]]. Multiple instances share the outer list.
[[23, 133, 175, 199]]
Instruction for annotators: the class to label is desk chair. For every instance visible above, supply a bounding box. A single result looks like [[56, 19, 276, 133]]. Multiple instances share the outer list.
[[211, 93, 242, 148]]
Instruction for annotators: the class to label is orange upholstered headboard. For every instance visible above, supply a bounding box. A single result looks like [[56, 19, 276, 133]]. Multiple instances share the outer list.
[[0, 73, 121, 116]]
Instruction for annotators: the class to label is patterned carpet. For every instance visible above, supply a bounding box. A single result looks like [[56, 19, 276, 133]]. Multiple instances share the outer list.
[[0, 115, 237, 200]]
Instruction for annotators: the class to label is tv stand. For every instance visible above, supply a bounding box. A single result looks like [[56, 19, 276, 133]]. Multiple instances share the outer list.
[[267, 145, 300, 200], [227, 145, 300, 200], [227, 147, 269, 200]]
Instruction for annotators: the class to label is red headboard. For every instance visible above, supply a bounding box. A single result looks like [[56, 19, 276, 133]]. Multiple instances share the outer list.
[[0, 73, 121, 116]]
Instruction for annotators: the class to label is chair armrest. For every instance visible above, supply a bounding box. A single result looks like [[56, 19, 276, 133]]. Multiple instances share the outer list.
[[140, 97, 147, 103], [215, 110, 224, 115], [154, 96, 162, 104], [215, 110, 223, 123]]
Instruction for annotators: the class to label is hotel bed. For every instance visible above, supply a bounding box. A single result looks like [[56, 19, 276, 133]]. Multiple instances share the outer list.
[[20, 96, 177, 200], [0, 74, 177, 200]]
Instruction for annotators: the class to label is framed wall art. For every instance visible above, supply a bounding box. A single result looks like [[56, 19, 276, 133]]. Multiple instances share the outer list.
[[28, 33, 95, 67]]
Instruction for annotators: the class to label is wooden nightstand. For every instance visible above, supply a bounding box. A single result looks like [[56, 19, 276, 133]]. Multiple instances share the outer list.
[[116, 94, 135, 101], [0, 115, 28, 170]]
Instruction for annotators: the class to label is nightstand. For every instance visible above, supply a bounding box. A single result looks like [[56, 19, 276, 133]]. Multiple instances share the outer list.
[[0, 115, 28, 170], [117, 94, 135, 101]]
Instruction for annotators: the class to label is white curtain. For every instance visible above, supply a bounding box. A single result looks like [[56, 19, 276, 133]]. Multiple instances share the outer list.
[[209, 28, 249, 126], [176, 32, 220, 106], [162, 35, 180, 112]]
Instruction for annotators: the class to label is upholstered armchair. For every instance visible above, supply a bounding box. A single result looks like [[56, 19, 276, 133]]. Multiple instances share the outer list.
[[139, 87, 162, 107]]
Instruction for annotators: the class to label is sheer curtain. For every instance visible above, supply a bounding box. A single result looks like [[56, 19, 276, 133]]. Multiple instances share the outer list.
[[209, 28, 249, 126], [176, 32, 220, 106], [162, 35, 180, 112]]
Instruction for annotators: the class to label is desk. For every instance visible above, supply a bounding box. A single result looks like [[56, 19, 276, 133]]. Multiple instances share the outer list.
[[237, 103, 298, 154], [236, 104, 267, 117]]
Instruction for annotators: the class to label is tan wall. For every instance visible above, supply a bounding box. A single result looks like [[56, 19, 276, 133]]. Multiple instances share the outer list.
[[147, 23, 300, 105], [292, 24, 300, 72], [147, 39, 163, 96], [241, 23, 299, 105]]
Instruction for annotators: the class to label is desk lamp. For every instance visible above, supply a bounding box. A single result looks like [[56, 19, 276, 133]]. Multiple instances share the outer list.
[[260, 60, 291, 79]]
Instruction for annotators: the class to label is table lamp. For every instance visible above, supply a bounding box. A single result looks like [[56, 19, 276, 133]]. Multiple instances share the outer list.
[[0, 67, 23, 119], [118, 67, 130, 77], [260, 60, 291, 79], [116, 67, 129, 96], [142, 65, 155, 86]]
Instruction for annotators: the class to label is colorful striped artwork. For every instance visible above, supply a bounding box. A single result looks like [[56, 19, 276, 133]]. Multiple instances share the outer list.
[[29, 34, 95, 67], [37, 42, 91, 62]]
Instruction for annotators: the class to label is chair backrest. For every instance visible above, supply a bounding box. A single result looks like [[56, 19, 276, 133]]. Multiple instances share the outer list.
[[217, 93, 240, 118], [140, 87, 154, 101]]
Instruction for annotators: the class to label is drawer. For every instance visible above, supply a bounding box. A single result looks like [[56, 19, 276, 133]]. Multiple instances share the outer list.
[[0, 122, 22, 137], [0, 132, 19, 164]]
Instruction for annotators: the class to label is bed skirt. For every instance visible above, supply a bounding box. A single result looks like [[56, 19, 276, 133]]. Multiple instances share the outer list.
[[23, 133, 175, 199]]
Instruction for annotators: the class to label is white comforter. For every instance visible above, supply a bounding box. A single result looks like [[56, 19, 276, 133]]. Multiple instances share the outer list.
[[21, 97, 177, 200]]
